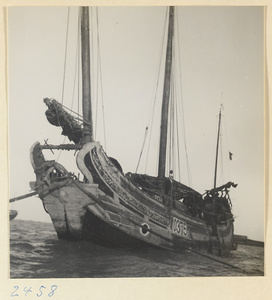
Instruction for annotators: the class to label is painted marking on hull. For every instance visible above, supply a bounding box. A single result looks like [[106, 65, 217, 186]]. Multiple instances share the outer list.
[[170, 217, 188, 237], [140, 223, 150, 236], [91, 147, 168, 226]]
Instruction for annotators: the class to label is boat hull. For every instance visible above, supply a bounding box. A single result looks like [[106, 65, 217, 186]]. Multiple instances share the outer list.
[[9, 210, 18, 221], [30, 141, 234, 255]]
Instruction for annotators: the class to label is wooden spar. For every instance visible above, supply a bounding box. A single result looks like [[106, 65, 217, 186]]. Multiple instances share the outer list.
[[10, 179, 73, 203], [10, 191, 38, 203], [158, 7, 174, 179], [41, 144, 81, 150], [81, 7, 93, 143], [213, 108, 222, 189]]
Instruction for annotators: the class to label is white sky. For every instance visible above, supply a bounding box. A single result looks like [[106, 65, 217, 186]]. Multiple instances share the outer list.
[[8, 6, 264, 241]]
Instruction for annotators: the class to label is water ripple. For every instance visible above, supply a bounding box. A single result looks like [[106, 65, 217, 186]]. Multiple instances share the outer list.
[[10, 220, 264, 278]]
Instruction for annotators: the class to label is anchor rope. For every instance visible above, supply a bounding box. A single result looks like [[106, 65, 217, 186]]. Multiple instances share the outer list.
[[130, 215, 257, 275], [137, 221, 260, 275]]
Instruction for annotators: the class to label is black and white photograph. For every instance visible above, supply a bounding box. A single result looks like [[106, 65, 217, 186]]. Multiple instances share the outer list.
[[8, 5, 264, 283]]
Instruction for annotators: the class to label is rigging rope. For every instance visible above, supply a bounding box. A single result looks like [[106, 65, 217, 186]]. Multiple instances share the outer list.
[[96, 7, 107, 151], [71, 9, 80, 115], [89, 8, 107, 149], [61, 7, 70, 105], [77, 9, 81, 124], [175, 86, 182, 181], [219, 123, 224, 185], [214, 102, 231, 188], [141, 6, 192, 184], [222, 104, 232, 180], [135, 127, 149, 173], [142, 7, 193, 185], [91, 8, 98, 141], [56, 7, 108, 156], [168, 79, 175, 177], [175, 10, 192, 187], [144, 8, 169, 174], [162, 8, 192, 187], [58, 7, 72, 162]]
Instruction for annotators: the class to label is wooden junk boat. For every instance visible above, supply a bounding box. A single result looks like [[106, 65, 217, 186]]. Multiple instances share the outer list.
[[30, 7, 237, 255]]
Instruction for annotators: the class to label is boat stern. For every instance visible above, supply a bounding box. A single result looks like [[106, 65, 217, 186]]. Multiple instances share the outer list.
[[29, 141, 100, 240]]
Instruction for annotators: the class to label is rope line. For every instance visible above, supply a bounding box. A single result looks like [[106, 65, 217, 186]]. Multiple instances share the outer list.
[[176, 10, 192, 187], [61, 7, 70, 105], [135, 127, 149, 173], [77, 8, 81, 124], [71, 9, 80, 114], [144, 7, 169, 174], [96, 8, 107, 151]]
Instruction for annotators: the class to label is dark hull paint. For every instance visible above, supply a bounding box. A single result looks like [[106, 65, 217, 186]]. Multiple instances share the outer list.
[[81, 209, 162, 249], [60, 205, 209, 252]]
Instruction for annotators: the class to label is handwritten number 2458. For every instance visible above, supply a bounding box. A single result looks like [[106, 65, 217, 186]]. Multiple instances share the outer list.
[[11, 285, 58, 297]]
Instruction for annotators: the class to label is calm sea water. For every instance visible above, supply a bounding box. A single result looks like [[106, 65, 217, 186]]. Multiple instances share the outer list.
[[10, 220, 264, 278]]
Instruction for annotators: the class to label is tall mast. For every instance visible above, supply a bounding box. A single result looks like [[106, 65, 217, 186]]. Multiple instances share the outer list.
[[158, 6, 174, 179], [213, 108, 222, 189], [81, 7, 93, 143]]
